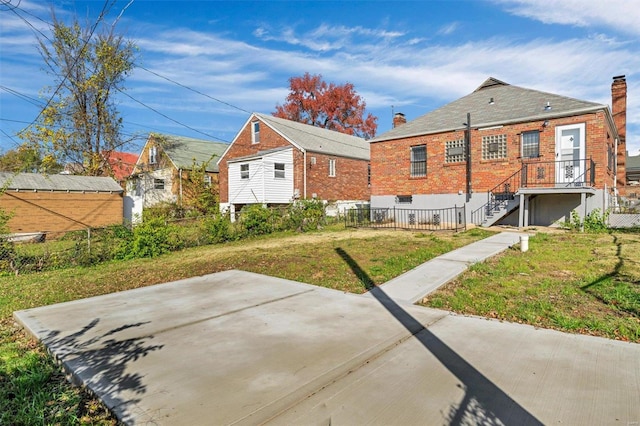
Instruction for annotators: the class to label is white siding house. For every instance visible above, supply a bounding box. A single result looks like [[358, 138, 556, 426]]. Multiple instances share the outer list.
[[228, 148, 294, 205]]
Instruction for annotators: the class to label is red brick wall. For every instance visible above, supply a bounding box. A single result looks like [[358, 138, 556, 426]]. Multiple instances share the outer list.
[[371, 113, 614, 196], [219, 118, 370, 203], [306, 152, 370, 200], [1, 191, 123, 234], [612, 76, 627, 195]]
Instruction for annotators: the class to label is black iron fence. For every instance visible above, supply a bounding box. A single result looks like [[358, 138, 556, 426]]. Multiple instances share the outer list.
[[345, 205, 466, 232]]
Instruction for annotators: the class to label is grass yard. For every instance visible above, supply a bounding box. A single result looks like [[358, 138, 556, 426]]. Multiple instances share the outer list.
[[1, 225, 639, 424], [421, 230, 640, 342]]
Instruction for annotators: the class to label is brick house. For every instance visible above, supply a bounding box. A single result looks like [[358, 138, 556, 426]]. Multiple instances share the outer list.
[[129, 133, 229, 213], [0, 172, 123, 236], [369, 76, 627, 227], [218, 113, 370, 215]]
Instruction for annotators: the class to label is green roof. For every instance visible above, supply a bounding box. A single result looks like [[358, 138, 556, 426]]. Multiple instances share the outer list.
[[152, 133, 230, 172]]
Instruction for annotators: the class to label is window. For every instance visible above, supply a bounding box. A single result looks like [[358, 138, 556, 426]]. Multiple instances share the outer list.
[[410, 145, 427, 177], [240, 164, 249, 179], [203, 175, 212, 187], [482, 134, 507, 160], [149, 146, 158, 164], [328, 159, 336, 177], [521, 131, 540, 158], [153, 178, 164, 190], [274, 163, 285, 179], [251, 121, 260, 144], [445, 139, 466, 163], [396, 195, 412, 204]]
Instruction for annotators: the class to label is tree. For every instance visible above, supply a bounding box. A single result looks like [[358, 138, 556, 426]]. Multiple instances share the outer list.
[[0, 143, 63, 173], [273, 73, 377, 139], [19, 12, 135, 176]]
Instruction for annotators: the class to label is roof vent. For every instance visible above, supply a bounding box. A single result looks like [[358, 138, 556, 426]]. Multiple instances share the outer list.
[[544, 102, 552, 111], [489, 97, 495, 105]]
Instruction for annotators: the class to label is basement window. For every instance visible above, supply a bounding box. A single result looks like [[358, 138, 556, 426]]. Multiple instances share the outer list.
[[396, 195, 413, 204]]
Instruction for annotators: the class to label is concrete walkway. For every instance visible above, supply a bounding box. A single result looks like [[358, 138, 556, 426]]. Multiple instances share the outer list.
[[379, 231, 525, 303], [13, 232, 640, 425]]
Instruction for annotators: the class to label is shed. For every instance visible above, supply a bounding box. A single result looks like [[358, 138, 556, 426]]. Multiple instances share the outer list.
[[0, 172, 124, 235]]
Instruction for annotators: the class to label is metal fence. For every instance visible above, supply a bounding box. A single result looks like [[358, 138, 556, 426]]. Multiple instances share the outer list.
[[345, 205, 466, 232]]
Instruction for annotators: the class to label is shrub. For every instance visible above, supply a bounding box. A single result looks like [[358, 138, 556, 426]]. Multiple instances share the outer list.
[[239, 204, 275, 236], [203, 213, 235, 243], [287, 199, 326, 232], [116, 218, 174, 259], [568, 208, 610, 233]]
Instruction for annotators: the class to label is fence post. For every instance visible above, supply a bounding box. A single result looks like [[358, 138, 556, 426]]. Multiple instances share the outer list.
[[393, 207, 396, 230]]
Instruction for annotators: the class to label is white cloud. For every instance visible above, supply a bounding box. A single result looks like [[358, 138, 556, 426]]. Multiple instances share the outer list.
[[493, 0, 640, 36], [437, 22, 460, 36]]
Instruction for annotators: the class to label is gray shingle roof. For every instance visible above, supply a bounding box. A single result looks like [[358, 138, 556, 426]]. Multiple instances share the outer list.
[[371, 77, 606, 143], [254, 113, 370, 160], [0, 172, 123, 192], [152, 134, 230, 172], [627, 154, 640, 171]]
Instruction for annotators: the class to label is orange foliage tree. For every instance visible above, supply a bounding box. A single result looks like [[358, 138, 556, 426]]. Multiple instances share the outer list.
[[273, 73, 377, 139]]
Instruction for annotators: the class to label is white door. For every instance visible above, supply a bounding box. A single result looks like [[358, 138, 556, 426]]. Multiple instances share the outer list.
[[556, 123, 585, 186]]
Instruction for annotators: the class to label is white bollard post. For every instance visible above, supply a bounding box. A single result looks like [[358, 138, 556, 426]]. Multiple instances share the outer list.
[[520, 234, 529, 252]]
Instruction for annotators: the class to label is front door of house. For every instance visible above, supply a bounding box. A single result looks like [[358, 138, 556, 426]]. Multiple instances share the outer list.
[[555, 123, 585, 186]]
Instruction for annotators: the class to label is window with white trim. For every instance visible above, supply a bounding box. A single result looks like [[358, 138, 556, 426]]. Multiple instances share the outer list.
[[482, 134, 507, 160], [240, 164, 249, 179], [521, 131, 540, 158], [445, 139, 466, 163], [410, 145, 427, 177], [153, 178, 164, 190], [251, 121, 260, 144], [328, 159, 336, 177], [274, 163, 285, 179], [203, 174, 212, 187]]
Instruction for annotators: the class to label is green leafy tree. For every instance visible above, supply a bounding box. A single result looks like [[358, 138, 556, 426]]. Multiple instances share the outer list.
[[0, 143, 62, 173], [181, 159, 219, 215], [19, 13, 136, 175]]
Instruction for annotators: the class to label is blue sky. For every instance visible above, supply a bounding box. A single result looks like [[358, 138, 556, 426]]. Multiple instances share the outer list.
[[1, 0, 639, 156]]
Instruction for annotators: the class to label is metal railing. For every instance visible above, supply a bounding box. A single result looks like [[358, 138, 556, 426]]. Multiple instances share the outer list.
[[473, 158, 596, 225], [345, 205, 466, 232]]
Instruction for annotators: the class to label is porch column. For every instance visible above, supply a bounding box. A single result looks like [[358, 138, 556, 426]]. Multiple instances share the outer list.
[[581, 192, 587, 232], [518, 193, 525, 227], [523, 195, 530, 227]]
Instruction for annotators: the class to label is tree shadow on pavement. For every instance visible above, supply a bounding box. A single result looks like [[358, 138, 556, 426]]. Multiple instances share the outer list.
[[41, 318, 164, 422], [335, 247, 543, 426]]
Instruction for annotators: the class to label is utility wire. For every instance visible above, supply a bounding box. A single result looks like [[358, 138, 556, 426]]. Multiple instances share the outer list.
[[137, 64, 251, 114]]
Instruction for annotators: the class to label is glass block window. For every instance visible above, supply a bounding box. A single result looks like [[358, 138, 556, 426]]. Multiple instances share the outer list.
[[521, 131, 540, 158], [445, 139, 466, 163], [482, 134, 507, 160], [410, 145, 427, 177]]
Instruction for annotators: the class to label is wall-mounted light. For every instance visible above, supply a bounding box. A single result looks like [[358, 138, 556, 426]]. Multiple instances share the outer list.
[[543, 120, 550, 128]]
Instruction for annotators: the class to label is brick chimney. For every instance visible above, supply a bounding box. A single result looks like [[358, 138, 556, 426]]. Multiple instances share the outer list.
[[393, 112, 406, 128], [612, 75, 627, 195]]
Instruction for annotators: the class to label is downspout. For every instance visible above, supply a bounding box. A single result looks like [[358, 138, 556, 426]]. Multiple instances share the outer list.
[[303, 150, 307, 199], [179, 168, 183, 206], [465, 113, 472, 202]]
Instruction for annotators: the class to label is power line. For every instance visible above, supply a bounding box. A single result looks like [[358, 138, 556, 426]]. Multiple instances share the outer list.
[[137, 64, 251, 115], [116, 88, 229, 143]]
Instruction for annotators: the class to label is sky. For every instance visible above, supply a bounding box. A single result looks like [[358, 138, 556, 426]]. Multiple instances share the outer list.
[[1, 0, 640, 157]]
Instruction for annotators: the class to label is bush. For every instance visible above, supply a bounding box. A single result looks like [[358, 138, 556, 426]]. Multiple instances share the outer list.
[[203, 213, 235, 243], [568, 208, 610, 233], [287, 199, 326, 232], [239, 204, 275, 236], [116, 218, 174, 259]]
